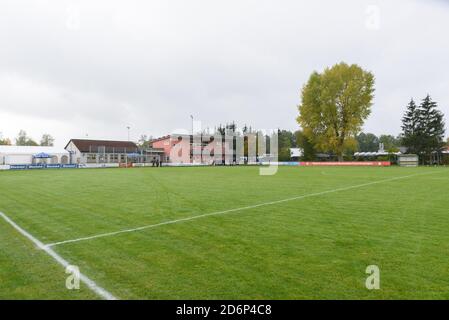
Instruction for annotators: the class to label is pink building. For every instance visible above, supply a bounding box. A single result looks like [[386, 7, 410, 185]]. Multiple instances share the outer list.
[[151, 134, 235, 165], [151, 135, 191, 164]]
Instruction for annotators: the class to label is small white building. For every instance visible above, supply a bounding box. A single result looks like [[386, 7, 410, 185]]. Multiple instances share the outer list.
[[397, 154, 419, 167], [290, 148, 304, 160], [0, 146, 70, 165]]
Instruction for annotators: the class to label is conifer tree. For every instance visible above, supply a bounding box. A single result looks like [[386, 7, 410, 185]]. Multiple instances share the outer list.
[[418, 95, 445, 164], [401, 95, 446, 164]]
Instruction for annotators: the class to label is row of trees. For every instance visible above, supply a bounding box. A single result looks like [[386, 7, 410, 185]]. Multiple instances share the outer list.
[[0, 130, 55, 146], [355, 133, 401, 153], [296, 62, 447, 163], [278, 130, 404, 161], [277, 130, 315, 161]]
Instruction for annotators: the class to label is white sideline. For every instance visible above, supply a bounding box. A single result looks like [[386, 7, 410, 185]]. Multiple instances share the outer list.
[[46, 171, 437, 248], [0, 211, 118, 301]]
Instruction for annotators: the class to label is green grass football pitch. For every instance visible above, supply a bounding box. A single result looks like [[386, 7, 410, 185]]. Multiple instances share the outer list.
[[1, 165, 449, 300]]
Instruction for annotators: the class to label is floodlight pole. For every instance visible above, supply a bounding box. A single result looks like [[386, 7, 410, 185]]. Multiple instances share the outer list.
[[190, 115, 194, 164], [127, 126, 131, 141]]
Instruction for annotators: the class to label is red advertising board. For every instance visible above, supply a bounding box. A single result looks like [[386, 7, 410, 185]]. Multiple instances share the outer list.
[[299, 161, 391, 167]]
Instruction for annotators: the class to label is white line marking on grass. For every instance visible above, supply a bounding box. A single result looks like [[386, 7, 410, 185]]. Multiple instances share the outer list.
[[46, 171, 438, 248], [0, 211, 118, 300]]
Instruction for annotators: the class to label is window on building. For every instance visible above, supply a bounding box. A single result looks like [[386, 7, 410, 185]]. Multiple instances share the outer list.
[[87, 154, 97, 163], [110, 154, 119, 163]]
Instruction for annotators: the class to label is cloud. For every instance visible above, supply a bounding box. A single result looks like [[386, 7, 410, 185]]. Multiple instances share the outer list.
[[0, 0, 448, 146]]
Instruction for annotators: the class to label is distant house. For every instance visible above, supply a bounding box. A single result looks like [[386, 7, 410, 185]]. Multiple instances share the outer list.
[[0, 146, 69, 165], [65, 139, 139, 164]]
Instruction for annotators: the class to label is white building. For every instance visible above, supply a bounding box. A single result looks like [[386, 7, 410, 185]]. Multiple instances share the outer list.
[[64, 139, 140, 164], [0, 146, 70, 165]]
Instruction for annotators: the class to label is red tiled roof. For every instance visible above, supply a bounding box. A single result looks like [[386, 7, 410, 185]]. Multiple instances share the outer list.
[[66, 139, 138, 153]]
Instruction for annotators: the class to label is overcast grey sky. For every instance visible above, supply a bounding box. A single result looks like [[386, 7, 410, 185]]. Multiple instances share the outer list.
[[1, 0, 448, 147]]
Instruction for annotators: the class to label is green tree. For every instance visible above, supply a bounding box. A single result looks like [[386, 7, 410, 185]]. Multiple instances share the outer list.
[[0, 138, 11, 145], [401, 99, 420, 154], [295, 130, 316, 160], [418, 95, 445, 164], [297, 62, 375, 161], [16, 130, 38, 146], [0, 132, 11, 145], [356, 133, 379, 152], [402, 95, 446, 164], [378, 134, 400, 153], [138, 134, 151, 149], [40, 134, 55, 146], [278, 129, 296, 161], [216, 124, 226, 136]]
